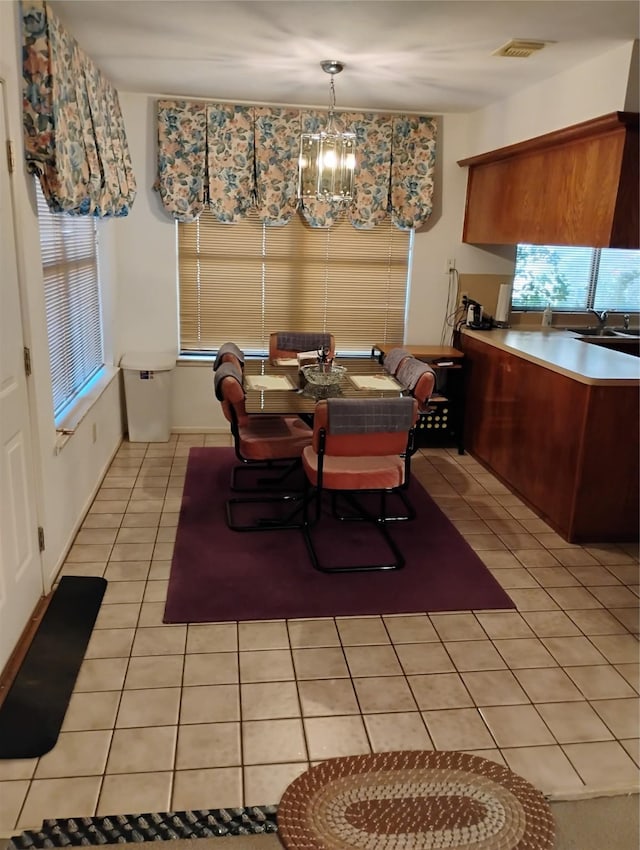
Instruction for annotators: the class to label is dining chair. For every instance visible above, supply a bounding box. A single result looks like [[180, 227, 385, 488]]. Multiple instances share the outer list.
[[381, 346, 411, 375], [214, 361, 312, 529], [301, 396, 419, 572], [269, 331, 335, 364], [213, 341, 245, 371], [396, 356, 436, 410]]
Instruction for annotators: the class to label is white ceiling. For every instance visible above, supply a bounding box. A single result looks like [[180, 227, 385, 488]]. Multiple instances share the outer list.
[[49, 0, 639, 113]]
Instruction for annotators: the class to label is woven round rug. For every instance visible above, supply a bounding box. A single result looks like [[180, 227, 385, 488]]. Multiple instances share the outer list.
[[277, 750, 555, 850]]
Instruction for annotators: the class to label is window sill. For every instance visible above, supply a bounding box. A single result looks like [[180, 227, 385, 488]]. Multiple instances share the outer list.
[[54, 366, 120, 453]]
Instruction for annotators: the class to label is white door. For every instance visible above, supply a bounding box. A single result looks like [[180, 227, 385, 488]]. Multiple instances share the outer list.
[[0, 80, 44, 672]]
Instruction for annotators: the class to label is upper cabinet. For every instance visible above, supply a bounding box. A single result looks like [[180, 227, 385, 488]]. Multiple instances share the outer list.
[[457, 112, 638, 249]]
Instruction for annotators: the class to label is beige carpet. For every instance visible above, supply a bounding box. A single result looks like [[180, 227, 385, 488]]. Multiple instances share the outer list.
[[5, 795, 635, 850]]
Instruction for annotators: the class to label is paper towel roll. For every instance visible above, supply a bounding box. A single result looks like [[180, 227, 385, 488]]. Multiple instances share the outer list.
[[495, 283, 512, 324]]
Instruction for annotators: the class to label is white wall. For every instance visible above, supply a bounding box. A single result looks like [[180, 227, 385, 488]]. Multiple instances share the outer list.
[[1, 2, 125, 589]]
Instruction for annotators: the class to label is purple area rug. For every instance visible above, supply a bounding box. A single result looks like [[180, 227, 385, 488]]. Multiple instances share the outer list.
[[164, 447, 514, 623]]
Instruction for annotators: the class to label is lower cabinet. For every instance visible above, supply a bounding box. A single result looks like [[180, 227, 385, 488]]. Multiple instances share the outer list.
[[461, 335, 639, 543]]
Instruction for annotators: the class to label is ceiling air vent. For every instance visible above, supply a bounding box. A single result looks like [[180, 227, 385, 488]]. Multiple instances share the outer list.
[[493, 40, 547, 58]]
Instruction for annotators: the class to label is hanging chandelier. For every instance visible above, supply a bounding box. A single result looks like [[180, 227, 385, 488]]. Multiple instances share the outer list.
[[298, 60, 356, 202]]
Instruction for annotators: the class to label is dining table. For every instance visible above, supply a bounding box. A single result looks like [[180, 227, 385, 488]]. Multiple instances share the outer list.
[[242, 355, 407, 417]]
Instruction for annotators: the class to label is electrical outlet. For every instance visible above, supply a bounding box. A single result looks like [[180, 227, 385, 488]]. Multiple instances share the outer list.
[[446, 258, 456, 273]]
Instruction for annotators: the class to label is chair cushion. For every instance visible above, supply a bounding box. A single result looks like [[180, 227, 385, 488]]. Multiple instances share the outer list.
[[302, 448, 405, 490], [239, 415, 312, 460]]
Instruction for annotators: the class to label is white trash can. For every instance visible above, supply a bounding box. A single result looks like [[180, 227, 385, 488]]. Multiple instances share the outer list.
[[120, 351, 176, 442]]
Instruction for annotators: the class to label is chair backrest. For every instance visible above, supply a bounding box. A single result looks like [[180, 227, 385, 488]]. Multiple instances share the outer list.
[[213, 342, 245, 372], [396, 357, 436, 409], [313, 397, 418, 457], [213, 361, 248, 427], [382, 346, 411, 375], [269, 332, 335, 363]]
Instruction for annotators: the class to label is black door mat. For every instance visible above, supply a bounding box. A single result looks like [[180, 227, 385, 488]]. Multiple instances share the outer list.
[[0, 575, 107, 759], [8, 808, 279, 847]]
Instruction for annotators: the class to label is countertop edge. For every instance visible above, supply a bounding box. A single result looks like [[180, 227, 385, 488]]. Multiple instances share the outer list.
[[460, 328, 640, 386]]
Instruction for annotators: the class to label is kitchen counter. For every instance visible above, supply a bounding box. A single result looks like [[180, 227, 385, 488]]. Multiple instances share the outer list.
[[461, 327, 640, 385]]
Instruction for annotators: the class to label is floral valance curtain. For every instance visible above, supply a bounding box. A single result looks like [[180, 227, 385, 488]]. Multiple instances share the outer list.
[[21, 1, 136, 217], [156, 100, 437, 230]]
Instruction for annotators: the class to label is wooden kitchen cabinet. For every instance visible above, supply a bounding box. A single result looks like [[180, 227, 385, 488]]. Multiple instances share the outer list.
[[458, 112, 639, 248], [461, 334, 639, 542]]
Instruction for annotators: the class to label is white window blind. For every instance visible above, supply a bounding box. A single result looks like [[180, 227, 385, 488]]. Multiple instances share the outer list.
[[36, 180, 103, 419], [178, 210, 412, 354], [512, 244, 640, 312]]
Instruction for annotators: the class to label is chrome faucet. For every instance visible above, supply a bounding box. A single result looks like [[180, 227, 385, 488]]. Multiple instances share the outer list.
[[623, 314, 630, 330], [588, 308, 609, 329]]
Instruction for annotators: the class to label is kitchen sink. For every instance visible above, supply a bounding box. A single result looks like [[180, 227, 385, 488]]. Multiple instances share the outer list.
[[563, 327, 618, 336]]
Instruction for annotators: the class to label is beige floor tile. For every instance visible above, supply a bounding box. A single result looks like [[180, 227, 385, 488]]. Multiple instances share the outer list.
[[181, 684, 240, 723], [74, 657, 128, 692], [536, 701, 614, 743], [66, 543, 112, 563], [124, 655, 184, 689], [0, 780, 29, 833], [588, 586, 639, 608], [304, 715, 370, 761], [336, 616, 389, 645], [102, 581, 146, 604], [34, 730, 112, 778], [502, 745, 583, 794], [493, 638, 557, 669], [244, 762, 308, 807], [605, 563, 640, 583], [542, 636, 608, 666], [615, 663, 640, 691], [115, 526, 157, 544], [116, 687, 181, 727], [176, 722, 241, 769], [97, 771, 173, 815], [423, 707, 495, 750], [589, 634, 640, 664], [364, 712, 433, 752], [562, 741, 640, 789], [75, 528, 119, 545], [567, 609, 629, 635], [611, 608, 640, 633], [0, 760, 37, 781], [568, 566, 623, 586], [242, 718, 306, 764], [465, 749, 507, 766], [396, 642, 456, 675], [382, 615, 439, 644], [175, 766, 245, 809], [238, 620, 289, 650], [620, 739, 640, 766], [85, 628, 135, 659], [550, 548, 601, 567], [82, 513, 124, 529], [138, 601, 170, 627], [475, 612, 535, 639], [477, 550, 521, 569], [106, 726, 177, 773], [514, 551, 563, 570], [344, 645, 402, 677], [507, 588, 559, 611], [121, 512, 161, 528], [143, 580, 169, 603], [352, 676, 417, 713], [430, 613, 487, 641], [94, 603, 141, 629], [298, 679, 359, 717], [61, 691, 121, 731], [520, 611, 581, 637], [513, 668, 583, 703], [103, 562, 150, 582], [239, 649, 294, 683], [287, 619, 340, 648], [292, 647, 349, 679], [462, 670, 529, 706], [566, 665, 637, 700], [546, 587, 602, 610], [591, 698, 640, 739], [525, 566, 580, 587], [17, 776, 102, 829], [489, 567, 540, 589], [131, 624, 187, 656], [183, 652, 239, 686], [480, 705, 555, 747], [186, 622, 238, 653], [240, 681, 300, 720], [408, 673, 474, 710], [444, 640, 505, 672]]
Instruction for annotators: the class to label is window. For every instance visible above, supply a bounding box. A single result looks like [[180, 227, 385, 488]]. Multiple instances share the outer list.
[[512, 244, 640, 312], [178, 210, 412, 354], [35, 180, 103, 421]]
